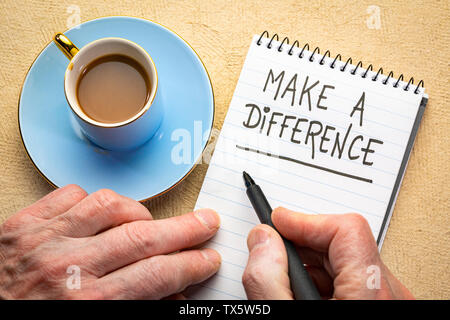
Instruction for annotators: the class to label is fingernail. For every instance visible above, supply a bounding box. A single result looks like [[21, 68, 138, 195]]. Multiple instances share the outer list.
[[248, 226, 270, 250], [201, 248, 221, 265], [194, 209, 220, 230]]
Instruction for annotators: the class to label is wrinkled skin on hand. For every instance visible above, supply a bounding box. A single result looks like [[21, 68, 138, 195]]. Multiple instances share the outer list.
[[0, 185, 221, 299]]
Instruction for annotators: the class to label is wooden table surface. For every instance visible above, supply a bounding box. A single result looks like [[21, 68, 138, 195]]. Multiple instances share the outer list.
[[0, 0, 448, 299]]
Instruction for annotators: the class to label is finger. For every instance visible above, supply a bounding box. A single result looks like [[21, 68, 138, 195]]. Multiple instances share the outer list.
[[49, 189, 152, 237], [1, 185, 88, 233], [7, 185, 87, 222], [97, 248, 221, 299], [305, 265, 334, 299], [81, 209, 220, 276], [272, 207, 377, 253], [242, 224, 293, 300]]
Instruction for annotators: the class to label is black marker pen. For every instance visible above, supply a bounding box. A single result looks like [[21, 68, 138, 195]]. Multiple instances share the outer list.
[[243, 171, 321, 300]]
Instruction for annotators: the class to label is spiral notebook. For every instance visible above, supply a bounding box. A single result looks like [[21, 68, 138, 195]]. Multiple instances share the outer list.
[[186, 32, 428, 300]]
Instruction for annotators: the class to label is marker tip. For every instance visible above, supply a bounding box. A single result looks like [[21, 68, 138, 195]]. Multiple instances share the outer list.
[[242, 171, 255, 188]]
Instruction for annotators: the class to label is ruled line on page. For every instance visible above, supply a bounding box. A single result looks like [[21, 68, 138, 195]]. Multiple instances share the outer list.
[[196, 195, 256, 225], [209, 240, 248, 254], [235, 144, 373, 183], [204, 168, 383, 219], [219, 226, 247, 238], [221, 259, 245, 269], [209, 151, 387, 203], [204, 176, 318, 213], [215, 273, 243, 284], [200, 190, 252, 209]]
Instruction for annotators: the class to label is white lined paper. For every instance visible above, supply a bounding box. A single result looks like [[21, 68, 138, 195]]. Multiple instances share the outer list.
[[186, 35, 425, 300]]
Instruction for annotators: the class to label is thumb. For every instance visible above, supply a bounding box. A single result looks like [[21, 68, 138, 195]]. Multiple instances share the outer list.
[[242, 224, 293, 300]]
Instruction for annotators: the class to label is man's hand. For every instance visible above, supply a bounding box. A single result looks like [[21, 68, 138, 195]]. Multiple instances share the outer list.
[[242, 207, 414, 299], [0, 185, 221, 299]]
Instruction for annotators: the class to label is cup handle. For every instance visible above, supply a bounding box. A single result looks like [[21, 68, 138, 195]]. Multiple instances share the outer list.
[[53, 33, 79, 60]]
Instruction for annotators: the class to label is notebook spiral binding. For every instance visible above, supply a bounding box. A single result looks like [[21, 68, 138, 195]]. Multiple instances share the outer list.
[[257, 31, 424, 94]]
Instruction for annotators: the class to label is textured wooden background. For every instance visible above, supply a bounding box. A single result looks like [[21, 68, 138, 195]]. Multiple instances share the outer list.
[[0, 0, 448, 299]]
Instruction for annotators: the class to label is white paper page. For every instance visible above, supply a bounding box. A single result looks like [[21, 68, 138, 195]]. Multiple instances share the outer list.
[[185, 35, 425, 300]]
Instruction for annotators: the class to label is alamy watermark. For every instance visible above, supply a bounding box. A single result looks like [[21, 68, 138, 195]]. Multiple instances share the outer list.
[[366, 5, 382, 30], [66, 265, 81, 290], [66, 5, 81, 29], [366, 265, 381, 289]]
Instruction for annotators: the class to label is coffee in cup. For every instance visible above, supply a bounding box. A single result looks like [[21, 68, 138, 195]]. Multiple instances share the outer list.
[[77, 54, 151, 124], [53, 33, 163, 151]]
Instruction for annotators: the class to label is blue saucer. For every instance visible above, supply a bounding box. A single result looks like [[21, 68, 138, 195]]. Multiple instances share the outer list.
[[18, 17, 214, 201]]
